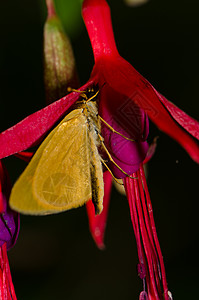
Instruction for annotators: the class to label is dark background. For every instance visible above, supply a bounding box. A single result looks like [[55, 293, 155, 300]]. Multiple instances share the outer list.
[[0, 0, 199, 299]]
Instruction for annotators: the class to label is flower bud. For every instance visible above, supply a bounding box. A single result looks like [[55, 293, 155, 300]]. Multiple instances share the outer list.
[[44, 0, 79, 104]]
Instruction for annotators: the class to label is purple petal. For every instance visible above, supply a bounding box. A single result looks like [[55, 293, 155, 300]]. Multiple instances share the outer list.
[[0, 203, 20, 250]]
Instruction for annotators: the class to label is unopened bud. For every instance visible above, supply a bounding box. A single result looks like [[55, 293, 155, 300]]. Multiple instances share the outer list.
[[44, 0, 79, 104]]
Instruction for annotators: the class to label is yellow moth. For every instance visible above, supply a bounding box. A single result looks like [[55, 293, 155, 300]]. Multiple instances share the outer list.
[[9, 89, 104, 215]]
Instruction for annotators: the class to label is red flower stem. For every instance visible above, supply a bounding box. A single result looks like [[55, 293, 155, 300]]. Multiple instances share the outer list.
[[140, 165, 169, 300], [82, 0, 118, 60], [133, 175, 160, 299]]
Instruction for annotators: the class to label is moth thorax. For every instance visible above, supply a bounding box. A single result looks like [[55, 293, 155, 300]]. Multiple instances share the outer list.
[[86, 101, 99, 124]]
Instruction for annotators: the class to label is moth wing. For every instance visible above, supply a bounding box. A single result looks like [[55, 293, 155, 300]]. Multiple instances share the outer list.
[[10, 109, 92, 215], [33, 113, 92, 212]]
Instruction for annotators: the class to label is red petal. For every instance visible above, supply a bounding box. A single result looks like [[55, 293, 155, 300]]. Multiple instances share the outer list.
[[86, 170, 112, 249], [0, 81, 93, 159], [97, 57, 199, 163]]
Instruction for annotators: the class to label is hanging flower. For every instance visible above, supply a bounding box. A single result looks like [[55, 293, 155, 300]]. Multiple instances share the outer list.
[[82, 0, 198, 299], [0, 161, 20, 300]]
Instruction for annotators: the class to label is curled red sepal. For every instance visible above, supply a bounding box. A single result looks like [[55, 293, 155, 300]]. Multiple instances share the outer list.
[[82, 0, 199, 163], [0, 81, 93, 160], [123, 165, 170, 300], [86, 170, 112, 249]]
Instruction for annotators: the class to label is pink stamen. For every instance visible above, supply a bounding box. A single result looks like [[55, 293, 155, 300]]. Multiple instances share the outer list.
[[124, 177, 144, 265], [133, 175, 160, 299], [137, 170, 162, 296], [140, 165, 169, 300], [124, 164, 170, 300]]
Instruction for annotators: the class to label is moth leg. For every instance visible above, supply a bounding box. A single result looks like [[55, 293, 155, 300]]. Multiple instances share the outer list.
[[98, 115, 136, 142], [98, 134, 138, 180]]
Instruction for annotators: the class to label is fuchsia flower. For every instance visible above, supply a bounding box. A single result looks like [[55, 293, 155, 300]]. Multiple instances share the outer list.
[[0, 0, 198, 299], [82, 1, 198, 298], [0, 161, 19, 300]]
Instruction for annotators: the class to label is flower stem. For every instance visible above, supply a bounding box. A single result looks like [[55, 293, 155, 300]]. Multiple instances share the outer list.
[[45, 0, 56, 18]]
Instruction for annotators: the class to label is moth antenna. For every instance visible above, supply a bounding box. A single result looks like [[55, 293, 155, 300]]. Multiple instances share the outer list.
[[68, 87, 100, 102], [67, 87, 87, 99], [67, 87, 86, 93], [98, 134, 138, 180], [99, 115, 136, 142]]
